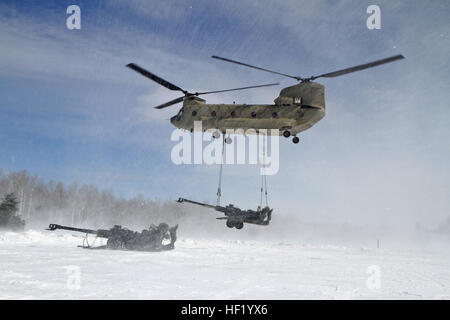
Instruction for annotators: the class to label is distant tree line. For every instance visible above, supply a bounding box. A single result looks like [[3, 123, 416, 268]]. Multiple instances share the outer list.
[[0, 170, 182, 226], [0, 169, 217, 232]]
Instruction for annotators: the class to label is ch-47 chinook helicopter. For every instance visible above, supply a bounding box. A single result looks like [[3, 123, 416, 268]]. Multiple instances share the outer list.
[[127, 54, 404, 144]]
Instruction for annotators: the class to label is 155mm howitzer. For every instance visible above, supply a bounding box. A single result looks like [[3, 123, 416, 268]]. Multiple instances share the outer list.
[[47, 223, 178, 251], [177, 198, 272, 229]]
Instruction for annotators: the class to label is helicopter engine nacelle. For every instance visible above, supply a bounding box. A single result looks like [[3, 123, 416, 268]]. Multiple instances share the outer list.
[[274, 96, 296, 106], [184, 96, 206, 106], [275, 82, 325, 109]]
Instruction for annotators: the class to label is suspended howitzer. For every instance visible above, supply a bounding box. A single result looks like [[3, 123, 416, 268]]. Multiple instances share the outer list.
[[47, 223, 178, 251], [177, 198, 272, 229]]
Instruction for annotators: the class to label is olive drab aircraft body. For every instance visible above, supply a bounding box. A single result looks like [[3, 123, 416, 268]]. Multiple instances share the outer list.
[[127, 54, 403, 144]]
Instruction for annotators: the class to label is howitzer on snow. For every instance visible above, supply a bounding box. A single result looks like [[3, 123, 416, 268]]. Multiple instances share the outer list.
[[47, 223, 178, 251], [177, 198, 272, 229]]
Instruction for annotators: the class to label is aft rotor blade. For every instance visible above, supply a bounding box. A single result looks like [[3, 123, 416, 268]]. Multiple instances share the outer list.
[[127, 63, 186, 92], [154, 96, 185, 109], [212, 56, 302, 81], [197, 83, 279, 95], [311, 55, 405, 80]]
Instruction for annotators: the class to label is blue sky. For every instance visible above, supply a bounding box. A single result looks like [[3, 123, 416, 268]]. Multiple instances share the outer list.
[[1, 0, 449, 227]]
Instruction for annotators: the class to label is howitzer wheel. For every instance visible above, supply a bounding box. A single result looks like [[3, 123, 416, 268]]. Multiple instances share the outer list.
[[235, 222, 244, 230], [226, 220, 234, 228]]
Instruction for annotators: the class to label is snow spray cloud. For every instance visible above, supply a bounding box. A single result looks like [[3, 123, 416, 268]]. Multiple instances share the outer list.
[[170, 121, 279, 175]]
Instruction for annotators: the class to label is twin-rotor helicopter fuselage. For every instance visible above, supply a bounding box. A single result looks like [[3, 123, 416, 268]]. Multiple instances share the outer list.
[[170, 81, 325, 143], [127, 54, 403, 144]]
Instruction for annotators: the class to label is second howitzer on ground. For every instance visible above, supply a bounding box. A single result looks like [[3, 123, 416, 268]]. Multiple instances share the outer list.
[[47, 223, 178, 251], [177, 198, 272, 229]]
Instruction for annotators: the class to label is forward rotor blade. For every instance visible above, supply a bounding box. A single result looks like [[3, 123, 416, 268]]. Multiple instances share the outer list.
[[212, 56, 302, 81], [154, 83, 279, 109], [127, 63, 186, 92], [311, 55, 404, 80], [154, 96, 185, 109], [197, 83, 279, 95]]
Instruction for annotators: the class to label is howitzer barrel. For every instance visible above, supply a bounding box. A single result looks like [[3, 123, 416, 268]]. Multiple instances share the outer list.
[[46, 223, 178, 251], [47, 224, 98, 235], [176, 198, 219, 210]]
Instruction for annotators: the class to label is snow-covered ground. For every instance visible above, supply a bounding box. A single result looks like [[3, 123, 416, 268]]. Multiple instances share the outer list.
[[1, 229, 450, 299]]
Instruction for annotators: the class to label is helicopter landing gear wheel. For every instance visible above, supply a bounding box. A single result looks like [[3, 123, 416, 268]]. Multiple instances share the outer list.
[[226, 220, 234, 228], [225, 137, 232, 144], [292, 136, 299, 144], [212, 131, 221, 139], [235, 222, 244, 230], [283, 130, 291, 138]]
